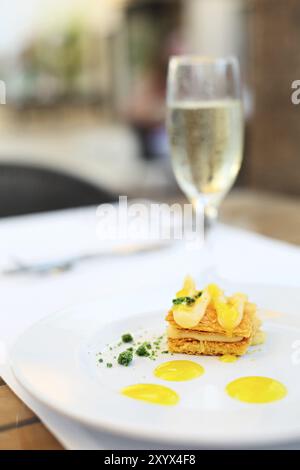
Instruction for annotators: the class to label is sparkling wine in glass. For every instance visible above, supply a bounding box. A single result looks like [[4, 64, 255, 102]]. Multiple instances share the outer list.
[[166, 56, 244, 275]]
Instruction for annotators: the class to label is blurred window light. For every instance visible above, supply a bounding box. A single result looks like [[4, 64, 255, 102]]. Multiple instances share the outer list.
[[184, 0, 243, 57], [0, 0, 40, 55], [0, 0, 120, 56], [0, 81, 6, 104]]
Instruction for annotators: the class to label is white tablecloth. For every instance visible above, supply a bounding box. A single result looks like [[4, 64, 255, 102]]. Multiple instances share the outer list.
[[1, 205, 300, 449]]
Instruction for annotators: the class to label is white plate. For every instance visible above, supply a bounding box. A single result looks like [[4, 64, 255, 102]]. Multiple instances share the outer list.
[[10, 284, 300, 448]]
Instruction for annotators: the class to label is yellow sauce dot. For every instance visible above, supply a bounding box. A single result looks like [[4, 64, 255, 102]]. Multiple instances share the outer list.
[[121, 383, 179, 406], [218, 354, 238, 363], [154, 360, 204, 382], [226, 376, 287, 404]]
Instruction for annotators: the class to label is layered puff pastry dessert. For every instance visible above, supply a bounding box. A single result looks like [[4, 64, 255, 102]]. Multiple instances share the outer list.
[[166, 276, 264, 356]]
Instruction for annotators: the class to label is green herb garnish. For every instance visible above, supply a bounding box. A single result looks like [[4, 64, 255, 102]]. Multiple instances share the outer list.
[[118, 349, 133, 366], [106, 363, 113, 368], [136, 343, 150, 357], [121, 333, 133, 343], [172, 291, 202, 306], [172, 296, 195, 306]]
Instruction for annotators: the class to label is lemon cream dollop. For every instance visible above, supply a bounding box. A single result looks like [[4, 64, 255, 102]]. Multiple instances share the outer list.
[[171, 277, 246, 333]]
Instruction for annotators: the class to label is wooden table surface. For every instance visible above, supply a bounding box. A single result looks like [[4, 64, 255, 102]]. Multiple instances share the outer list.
[[1, 189, 299, 450], [0, 378, 63, 450]]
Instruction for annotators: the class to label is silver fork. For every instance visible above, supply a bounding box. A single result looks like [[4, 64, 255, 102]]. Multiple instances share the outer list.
[[3, 241, 171, 276]]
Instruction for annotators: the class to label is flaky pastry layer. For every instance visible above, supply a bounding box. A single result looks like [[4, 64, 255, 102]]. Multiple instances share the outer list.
[[167, 325, 243, 343], [166, 302, 259, 338], [168, 337, 251, 356]]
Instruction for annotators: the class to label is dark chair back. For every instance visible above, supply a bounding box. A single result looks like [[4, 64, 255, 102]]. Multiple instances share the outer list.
[[0, 163, 117, 217]]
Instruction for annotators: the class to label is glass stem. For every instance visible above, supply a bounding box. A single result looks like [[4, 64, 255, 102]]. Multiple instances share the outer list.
[[193, 197, 219, 283], [204, 204, 218, 276], [204, 204, 218, 235]]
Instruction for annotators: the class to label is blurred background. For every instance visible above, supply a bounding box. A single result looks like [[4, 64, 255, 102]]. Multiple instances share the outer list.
[[0, 0, 299, 235]]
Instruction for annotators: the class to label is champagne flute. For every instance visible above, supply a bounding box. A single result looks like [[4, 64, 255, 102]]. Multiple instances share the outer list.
[[166, 56, 244, 278]]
